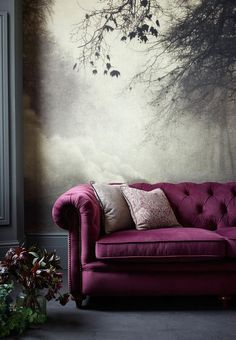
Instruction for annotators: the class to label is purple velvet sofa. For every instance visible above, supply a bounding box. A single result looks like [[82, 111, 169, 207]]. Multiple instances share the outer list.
[[52, 182, 236, 307]]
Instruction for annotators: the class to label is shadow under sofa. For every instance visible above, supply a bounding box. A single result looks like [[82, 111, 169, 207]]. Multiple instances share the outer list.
[[52, 181, 236, 307]]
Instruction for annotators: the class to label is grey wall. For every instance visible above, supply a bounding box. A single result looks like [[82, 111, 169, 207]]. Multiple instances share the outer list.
[[0, 0, 23, 256]]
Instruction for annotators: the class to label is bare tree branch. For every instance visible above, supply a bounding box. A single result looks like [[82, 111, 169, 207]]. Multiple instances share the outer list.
[[72, 0, 236, 117], [71, 0, 161, 77]]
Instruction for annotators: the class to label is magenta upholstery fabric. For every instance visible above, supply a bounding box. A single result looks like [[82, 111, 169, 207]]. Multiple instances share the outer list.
[[82, 260, 236, 296], [83, 260, 236, 273], [52, 184, 101, 298], [52, 182, 236, 299], [96, 228, 226, 260], [216, 227, 236, 258], [52, 184, 101, 264], [130, 182, 236, 230], [82, 270, 236, 296]]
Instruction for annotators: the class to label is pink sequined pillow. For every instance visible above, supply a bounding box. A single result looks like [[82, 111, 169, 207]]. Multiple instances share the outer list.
[[121, 186, 181, 230]]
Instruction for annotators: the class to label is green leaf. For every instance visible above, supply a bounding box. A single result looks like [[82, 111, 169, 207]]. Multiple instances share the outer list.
[[32, 257, 38, 265], [29, 252, 38, 258]]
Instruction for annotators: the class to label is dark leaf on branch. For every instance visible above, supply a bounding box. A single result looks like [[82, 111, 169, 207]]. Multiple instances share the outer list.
[[92, 69, 97, 74], [110, 70, 120, 78], [106, 63, 111, 70], [107, 55, 110, 60], [141, 24, 149, 32], [112, 17, 118, 27], [121, 36, 127, 41], [140, 0, 148, 7], [90, 61, 94, 65], [128, 31, 137, 40], [104, 25, 114, 32], [85, 14, 89, 19], [73, 63, 77, 70], [104, 70, 108, 75], [156, 20, 160, 27], [95, 52, 100, 57], [140, 35, 148, 43], [150, 27, 158, 37], [146, 14, 152, 20]]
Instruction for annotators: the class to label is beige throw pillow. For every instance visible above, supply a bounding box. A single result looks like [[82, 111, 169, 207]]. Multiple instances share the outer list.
[[121, 185, 180, 230], [91, 182, 134, 234]]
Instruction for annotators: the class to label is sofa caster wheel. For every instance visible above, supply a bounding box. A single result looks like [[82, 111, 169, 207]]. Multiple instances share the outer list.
[[73, 295, 86, 309], [219, 296, 232, 309]]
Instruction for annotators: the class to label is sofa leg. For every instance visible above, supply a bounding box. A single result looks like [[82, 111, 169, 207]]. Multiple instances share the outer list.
[[219, 296, 232, 309], [72, 295, 86, 309]]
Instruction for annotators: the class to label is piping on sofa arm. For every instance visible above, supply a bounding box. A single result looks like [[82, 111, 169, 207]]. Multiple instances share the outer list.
[[52, 183, 101, 264]]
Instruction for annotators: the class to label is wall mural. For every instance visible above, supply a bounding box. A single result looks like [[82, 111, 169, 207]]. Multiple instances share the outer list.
[[23, 0, 236, 233]]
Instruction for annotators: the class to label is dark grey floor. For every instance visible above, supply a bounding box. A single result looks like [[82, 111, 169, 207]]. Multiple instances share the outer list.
[[8, 273, 236, 340]]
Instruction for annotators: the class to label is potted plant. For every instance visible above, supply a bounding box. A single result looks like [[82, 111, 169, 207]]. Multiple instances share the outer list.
[[0, 282, 47, 337], [0, 245, 70, 337]]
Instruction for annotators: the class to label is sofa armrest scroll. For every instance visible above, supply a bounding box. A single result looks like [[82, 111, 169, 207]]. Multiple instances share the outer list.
[[52, 184, 101, 264]]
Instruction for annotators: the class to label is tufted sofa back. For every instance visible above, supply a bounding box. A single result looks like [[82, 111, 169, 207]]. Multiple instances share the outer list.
[[130, 182, 236, 230]]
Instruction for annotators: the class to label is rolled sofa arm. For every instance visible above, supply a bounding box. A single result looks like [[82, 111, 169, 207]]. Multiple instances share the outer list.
[[52, 184, 101, 265]]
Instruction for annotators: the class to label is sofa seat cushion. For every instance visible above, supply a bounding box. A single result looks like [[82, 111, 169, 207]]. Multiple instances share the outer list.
[[96, 228, 226, 261], [215, 227, 236, 257]]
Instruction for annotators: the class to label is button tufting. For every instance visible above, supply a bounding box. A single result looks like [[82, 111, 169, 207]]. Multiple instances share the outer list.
[[209, 222, 217, 230], [196, 204, 203, 214], [208, 189, 213, 196], [221, 203, 227, 214], [184, 190, 190, 196]]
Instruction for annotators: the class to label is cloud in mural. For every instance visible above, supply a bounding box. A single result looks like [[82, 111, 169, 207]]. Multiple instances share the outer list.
[[24, 95, 144, 200]]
